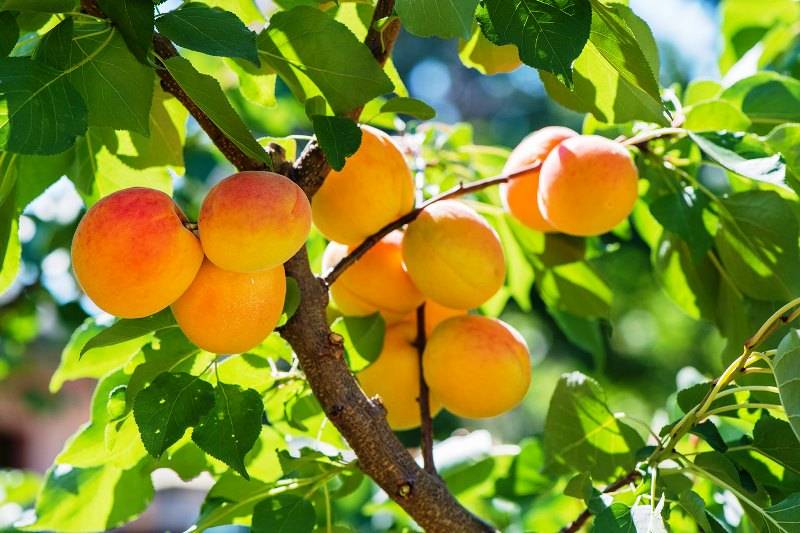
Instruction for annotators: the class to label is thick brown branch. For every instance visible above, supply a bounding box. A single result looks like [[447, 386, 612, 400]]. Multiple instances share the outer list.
[[414, 304, 437, 476], [324, 162, 542, 285], [560, 470, 643, 533]]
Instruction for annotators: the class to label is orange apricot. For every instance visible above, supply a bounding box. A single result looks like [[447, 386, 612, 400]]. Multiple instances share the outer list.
[[357, 322, 441, 430], [198, 171, 311, 272], [538, 135, 639, 236], [423, 315, 530, 419], [322, 231, 424, 318], [171, 259, 285, 354], [402, 200, 505, 310], [501, 126, 578, 232], [312, 125, 415, 245], [71, 187, 203, 318]]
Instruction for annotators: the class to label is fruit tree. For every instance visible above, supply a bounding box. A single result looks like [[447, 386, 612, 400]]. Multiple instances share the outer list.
[[1, 0, 800, 531]]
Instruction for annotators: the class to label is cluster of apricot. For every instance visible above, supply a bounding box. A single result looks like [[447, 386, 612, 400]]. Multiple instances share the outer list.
[[315, 126, 532, 429], [71, 171, 312, 354]]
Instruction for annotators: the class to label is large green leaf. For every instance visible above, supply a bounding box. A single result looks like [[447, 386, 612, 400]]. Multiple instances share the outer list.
[[541, 1, 664, 124], [684, 100, 752, 132], [543, 371, 644, 481], [162, 56, 268, 164], [252, 494, 315, 533], [715, 191, 800, 301], [720, 72, 800, 134], [133, 371, 215, 457], [395, 0, 478, 40], [653, 233, 718, 321], [539, 261, 612, 319], [689, 132, 786, 187], [80, 308, 176, 356], [155, 2, 259, 64], [331, 313, 386, 372], [0, 57, 88, 154], [257, 6, 393, 114], [1, 0, 75, 12], [751, 413, 800, 476], [310, 115, 362, 171], [0, 12, 18, 56], [192, 383, 263, 479], [649, 187, 714, 260], [96, 0, 154, 63], [764, 493, 800, 530], [481, 0, 590, 86], [774, 331, 800, 442]]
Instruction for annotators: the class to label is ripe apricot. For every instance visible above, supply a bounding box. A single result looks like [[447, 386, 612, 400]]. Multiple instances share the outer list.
[[322, 231, 424, 318], [460, 29, 522, 75], [198, 171, 311, 272], [424, 315, 530, 419], [501, 126, 577, 232], [312, 125, 415, 245], [71, 188, 203, 318], [357, 322, 441, 430], [538, 135, 638, 236], [171, 259, 286, 354], [402, 200, 505, 310]]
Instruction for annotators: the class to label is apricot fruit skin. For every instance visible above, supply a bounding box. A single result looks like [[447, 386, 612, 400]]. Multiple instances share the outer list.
[[357, 322, 441, 430], [402, 200, 505, 310], [501, 126, 577, 232], [199, 171, 311, 272], [71, 187, 203, 318], [423, 315, 530, 419], [538, 135, 639, 236], [322, 231, 424, 318], [312, 125, 415, 245], [171, 259, 286, 354]]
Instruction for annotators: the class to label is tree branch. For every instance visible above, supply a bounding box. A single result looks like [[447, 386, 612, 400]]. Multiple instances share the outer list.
[[414, 303, 437, 476], [324, 162, 542, 285], [560, 470, 642, 533]]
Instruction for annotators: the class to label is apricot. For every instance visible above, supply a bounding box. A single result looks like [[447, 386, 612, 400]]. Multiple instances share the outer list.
[[501, 126, 577, 232], [424, 315, 530, 419], [538, 135, 638, 236], [357, 322, 441, 430], [312, 125, 415, 245], [171, 259, 286, 354], [388, 299, 467, 336], [71, 188, 203, 318], [322, 231, 424, 318], [198, 171, 311, 272], [460, 28, 522, 75], [402, 200, 505, 310]]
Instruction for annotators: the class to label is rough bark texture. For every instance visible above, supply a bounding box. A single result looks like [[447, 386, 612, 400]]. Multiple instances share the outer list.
[[82, 0, 494, 530]]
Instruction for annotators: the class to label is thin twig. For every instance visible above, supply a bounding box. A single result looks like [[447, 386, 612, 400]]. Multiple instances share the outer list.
[[414, 303, 437, 476], [323, 162, 542, 285]]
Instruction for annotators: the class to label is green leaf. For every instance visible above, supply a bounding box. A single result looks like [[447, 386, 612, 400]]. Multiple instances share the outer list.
[[283, 277, 301, 320], [482, 0, 590, 86], [395, 0, 478, 40], [257, 6, 393, 114], [592, 503, 635, 532], [691, 421, 728, 453], [765, 492, 800, 530], [689, 131, 786, 186], [0, 57, 88, 154], [331, 313, 386, 372], [162, 56, 268, 164], [539, 261, 612, 319], [676, 382, 737, 415], [652, 233, 718, 321], [50, 319, 151, 393], [133, 371, 215, 457], [650, 188, 713, 260], [494, 438, 551, 497], [0, 175, 20, 295], [720, 72, 800, 134], [155, 2, 259, 64], [96, 0, 154, 63], [80, 308, 176, 356], [715, 191, 800, 301], [678, 491, 716, 533], [310, 115, 361, 171], [774, 331, 800, 442], [544, 371, 644, 481], [379, 97, 436, 120], [0, 0, 75, 11], [39, 20, 154, 134], [192, 383, 263, 479], [541, 2, 665, 124], [767, 124, 800, 189], [751, 413, 800, 476], [719, 0, 799, 73], [683, 79, 722, 105], [0, 12, 19, 56], [252, 494, 315, 533], [685, 100, 752, 132]]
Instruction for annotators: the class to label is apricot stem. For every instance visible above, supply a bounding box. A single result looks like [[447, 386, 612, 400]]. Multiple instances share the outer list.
[[414, 303, 437, 476]]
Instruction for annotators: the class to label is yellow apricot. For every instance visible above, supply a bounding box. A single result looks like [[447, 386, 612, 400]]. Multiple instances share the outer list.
[[357, 322, 442, 430], [402, 200, 505, 310], [322, 231, 424, 318], [171, 259, 285, 354], [312, 125, 415, 245], [460, 28, 522, 75], [199, 171, 311, 272], [424, 315, 530, 419], [501, 126, 577, 232], [71, 187, 203, 318], [538, 135, 639, 236]]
